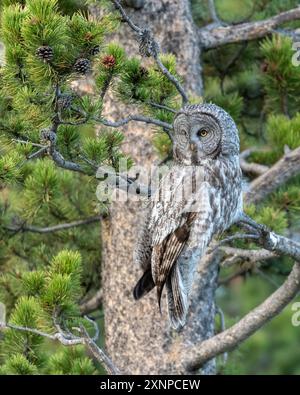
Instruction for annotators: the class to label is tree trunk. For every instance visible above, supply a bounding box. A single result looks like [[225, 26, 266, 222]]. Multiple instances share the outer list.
[[101, 0, 217, 374]]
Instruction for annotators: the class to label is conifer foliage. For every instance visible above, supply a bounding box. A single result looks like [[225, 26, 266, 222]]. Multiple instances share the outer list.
[[0, 0, 183, 374]]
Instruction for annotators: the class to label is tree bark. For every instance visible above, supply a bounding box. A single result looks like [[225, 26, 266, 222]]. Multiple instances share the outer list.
[[100, 0, 218, 374]]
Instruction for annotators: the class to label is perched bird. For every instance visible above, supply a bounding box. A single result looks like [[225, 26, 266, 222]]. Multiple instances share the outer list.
[[133, 103, 243, 329]]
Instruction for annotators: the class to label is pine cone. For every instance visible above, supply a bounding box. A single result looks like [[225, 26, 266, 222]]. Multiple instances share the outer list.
[[139, 29, 159, 58], [57, 95, 73, 110], [90, 45, 100, 56], [40, 128, 56, 145], [74, 58, 91, 74], [36, 46, 53, 62], [101, 55, 116, 69]]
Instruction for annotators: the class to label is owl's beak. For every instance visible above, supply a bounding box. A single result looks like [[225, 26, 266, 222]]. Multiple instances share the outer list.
[[190, 142, 197, 152]]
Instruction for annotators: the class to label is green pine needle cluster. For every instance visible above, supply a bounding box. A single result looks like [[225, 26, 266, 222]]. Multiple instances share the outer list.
[[0, 250, 99, 375], [260, 35, 300, 116]]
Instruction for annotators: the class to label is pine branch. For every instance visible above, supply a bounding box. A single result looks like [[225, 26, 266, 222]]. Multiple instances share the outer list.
[[123, 0, 145, 10], [245, 146, 300, 205], [0, 322, 82, 345], [100, 71, 114, 100], [0, 316, 121, 375], [50, 148, 87, 174], [152, 56, 189, 106], [207, 0, 222, 25], [78, 321, 120, 375], [112, 0, 141, 33], [199, 7, 300, 49], [146, 101, 177, 114], [184, 260, 300, 371], [210, 233, 260, 252], [238, 215, 300, 262], [42, 128, 89, 174], [240, 149, 269, 176], [6, 216, 102, 234], [15, 135, 153, 196], [220, 246, 277, 268], [110, 0, 189, 105], [100, 115, 173, 131]]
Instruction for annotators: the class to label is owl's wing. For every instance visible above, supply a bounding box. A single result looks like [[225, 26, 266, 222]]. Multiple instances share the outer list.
[[149, 165, 202, 244], [149, 167, 205, 308], [151, 212, 197, 310], [150, 166, 215, 328]]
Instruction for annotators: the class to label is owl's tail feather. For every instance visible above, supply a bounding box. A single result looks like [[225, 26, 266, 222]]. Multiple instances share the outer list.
[[133, 269, 155, 300], [166, 264, 188, 330]]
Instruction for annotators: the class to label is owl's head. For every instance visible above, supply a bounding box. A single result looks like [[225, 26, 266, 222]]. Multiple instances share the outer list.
[[172, 103, 240, 165]]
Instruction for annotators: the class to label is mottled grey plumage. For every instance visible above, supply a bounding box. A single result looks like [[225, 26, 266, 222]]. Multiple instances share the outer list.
[[133, 103, 243, 329]]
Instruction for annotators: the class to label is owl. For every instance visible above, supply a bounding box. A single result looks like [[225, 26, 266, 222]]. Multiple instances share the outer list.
[[133, 103, 243, 329]]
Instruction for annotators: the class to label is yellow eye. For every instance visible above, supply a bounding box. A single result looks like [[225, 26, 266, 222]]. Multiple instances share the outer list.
[[198, 129, 208, 137]]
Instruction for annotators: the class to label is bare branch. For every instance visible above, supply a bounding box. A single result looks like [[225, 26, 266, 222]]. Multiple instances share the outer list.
[[208, 0, 222, 24], [80, 289, 103, 315], [210, 233, 260, 253], [112, 0, 140, 33], [184, 261, 300, 371], [50, 148, 87, 174], [199, 7, 300, 49], [59, 119, 88, 126], [220, 246, 277, 268], [245, 146, 300, 205], [260, 231, 300, 262], [100, 115, 173, 131], [123, 0, 145, 10], [240, 149, 269, 176], [152, 56, 189, 106], [79, 322, 121, 375], [27, 147, 48, 160], [146, 101, 177, 114], [6, 215, 102, 234], [0, 322, 82, 345], [236, 215, 300, 262], [83, 315, 100, 342], [211, 223, 300, 263]]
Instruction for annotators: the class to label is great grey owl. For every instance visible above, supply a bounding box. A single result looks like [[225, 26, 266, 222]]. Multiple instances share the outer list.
[[133, 103, 243, 329]]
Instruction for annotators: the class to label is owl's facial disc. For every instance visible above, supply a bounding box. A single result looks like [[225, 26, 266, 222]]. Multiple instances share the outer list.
[[189, 113, 222, 160], [173, 111, 223, 164]]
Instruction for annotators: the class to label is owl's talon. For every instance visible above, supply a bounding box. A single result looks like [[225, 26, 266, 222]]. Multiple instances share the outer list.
[[239, 213, 271, 235]]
